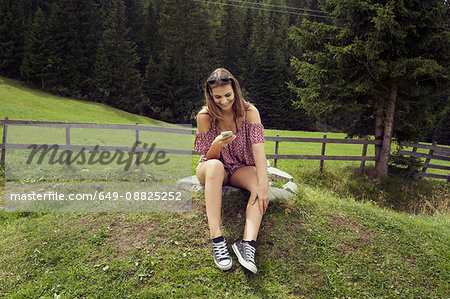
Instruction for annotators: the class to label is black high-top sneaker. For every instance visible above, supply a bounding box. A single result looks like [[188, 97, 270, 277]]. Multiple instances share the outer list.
[[211, 236, 232, 270], [232, 240, 257, 273]]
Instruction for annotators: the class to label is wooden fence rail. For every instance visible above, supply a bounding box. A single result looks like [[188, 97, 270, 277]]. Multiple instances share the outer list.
[[1, 117, 448, 181], [266, 134, 380, 173], [398, 141, 450, 182]]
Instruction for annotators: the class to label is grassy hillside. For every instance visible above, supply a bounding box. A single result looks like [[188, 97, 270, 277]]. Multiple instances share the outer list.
[[0, 189, 448, 297], [0, 76, 449, 297], [0, 76, 165, 125]]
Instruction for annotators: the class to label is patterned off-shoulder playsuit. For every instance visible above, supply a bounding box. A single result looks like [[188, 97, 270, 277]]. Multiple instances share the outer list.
[[194, 109, 265, 177]]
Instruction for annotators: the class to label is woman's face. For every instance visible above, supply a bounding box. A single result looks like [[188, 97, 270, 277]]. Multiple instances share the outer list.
[[210, 84, 235, 111]]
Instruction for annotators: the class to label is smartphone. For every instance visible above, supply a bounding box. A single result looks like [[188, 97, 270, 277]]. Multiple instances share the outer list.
[[221, 131, 233, 137]]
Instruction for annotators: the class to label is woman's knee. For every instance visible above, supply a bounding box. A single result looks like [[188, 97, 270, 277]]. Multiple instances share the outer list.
[[203, 159, 226, 180], [196, 159, 227, 184]]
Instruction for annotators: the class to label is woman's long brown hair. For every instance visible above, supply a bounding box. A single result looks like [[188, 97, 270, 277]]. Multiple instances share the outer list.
[[200, 68, 250, 133]]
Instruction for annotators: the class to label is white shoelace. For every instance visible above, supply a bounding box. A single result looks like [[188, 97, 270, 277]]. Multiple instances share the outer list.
[[245, 244, 256, 263], [213, 241, 230, 261]]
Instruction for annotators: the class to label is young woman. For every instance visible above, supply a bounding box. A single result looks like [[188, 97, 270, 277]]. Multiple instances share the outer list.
[[193, 68, 269, 273]]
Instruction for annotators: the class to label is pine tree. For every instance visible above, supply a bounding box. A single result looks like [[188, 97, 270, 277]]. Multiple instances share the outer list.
[[93, 0, 143, 112], [433, 103, 450, 145], [213, 0, 246, 76], [242, 2, 254, 47], [20, 7, 51, 88], [77, 0, 103, 98], [145, 0, 159, 60], [124, 0, 148, 74], [244, 0, 291, 129], [0, 0, 26, 77], [147, 0, 213, 123], [288, 0, 450, 177], [143, 56, 169, 118], [39, 0, 101, 98], [46, 1, 79, 93]]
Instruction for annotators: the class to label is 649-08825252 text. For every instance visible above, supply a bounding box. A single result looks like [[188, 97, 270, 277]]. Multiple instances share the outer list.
[[8, 191, 183, 201]]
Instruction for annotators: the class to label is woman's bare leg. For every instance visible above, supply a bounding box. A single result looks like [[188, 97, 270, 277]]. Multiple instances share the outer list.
[[228, 166, 263, 241], [196, 159, 228, 239]]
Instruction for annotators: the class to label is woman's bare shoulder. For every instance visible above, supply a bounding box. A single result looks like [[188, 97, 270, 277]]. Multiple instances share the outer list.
[[196, 109, 212, 133], [246, 104, 262, 124]]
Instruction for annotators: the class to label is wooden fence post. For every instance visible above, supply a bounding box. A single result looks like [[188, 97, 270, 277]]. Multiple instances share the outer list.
[[274, 134, 279, 168], [320, 134, 326, 172], [135, 122, 140, 166], [1, 116, 8, 166], [65, 126, 71, 167], [421, 141, 436, 177], [359, 135, 369, 174]]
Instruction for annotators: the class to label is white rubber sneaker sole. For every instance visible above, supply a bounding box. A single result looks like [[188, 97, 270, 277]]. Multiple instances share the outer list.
[[214, 258, 232, 271], [232, 243, 257, 273]]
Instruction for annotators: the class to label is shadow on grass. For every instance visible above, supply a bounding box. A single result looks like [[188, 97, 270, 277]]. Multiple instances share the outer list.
[[295, 166, 449, 215], [220, 190, 288, 241]]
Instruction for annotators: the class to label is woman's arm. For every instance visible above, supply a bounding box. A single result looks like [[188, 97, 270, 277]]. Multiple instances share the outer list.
[[247, 105, 269, 214], [196, 112, 235, 160], [253, 143, 269, 214]]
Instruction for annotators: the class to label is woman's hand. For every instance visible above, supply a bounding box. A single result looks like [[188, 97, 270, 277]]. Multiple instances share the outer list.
[[212, 134, 236, 148], [205, 134, 235, 160], [251, 183, 269, 215]]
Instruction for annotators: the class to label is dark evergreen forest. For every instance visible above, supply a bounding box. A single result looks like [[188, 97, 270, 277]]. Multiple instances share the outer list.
[[0, 0, 319, 130]]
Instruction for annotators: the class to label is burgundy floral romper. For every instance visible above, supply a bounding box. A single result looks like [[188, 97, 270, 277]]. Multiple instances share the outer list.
[[194, 109, 265, 177]]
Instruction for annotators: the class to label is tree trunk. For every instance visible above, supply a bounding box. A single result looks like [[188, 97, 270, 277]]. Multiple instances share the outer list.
[[41, 77, 45, 89], [376, 82, 398, 178], [374, 95, 384, 169]]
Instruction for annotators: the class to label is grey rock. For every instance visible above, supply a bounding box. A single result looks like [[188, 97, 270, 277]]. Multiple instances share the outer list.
[[176, 175, 203, 192], [222, 185, 242, 195], [267, 167, 293, 181], [268, 187, 295, 200], [283, 181, 299, 194], [176, 175, 242, 194], [176, 167, 298, 201]]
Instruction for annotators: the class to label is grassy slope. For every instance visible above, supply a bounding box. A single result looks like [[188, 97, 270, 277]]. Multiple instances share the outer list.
[[0, 191, 448, 297], [0, 77, 449, 297], [0, 77, 166, 125]]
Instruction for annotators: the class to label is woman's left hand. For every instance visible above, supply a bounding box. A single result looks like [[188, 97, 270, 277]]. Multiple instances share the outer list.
[[253, 184, 269, 215]]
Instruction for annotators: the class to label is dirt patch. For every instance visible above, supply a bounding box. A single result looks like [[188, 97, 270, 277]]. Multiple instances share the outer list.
[[65, 213, 109, 235], [66, 213, 161, 259], [331, 215, 372, 251], [108, 218, 160, 258], [337, 242, 355, 254]]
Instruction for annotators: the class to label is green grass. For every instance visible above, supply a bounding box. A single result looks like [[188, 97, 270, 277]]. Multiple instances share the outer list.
[[0, 76, 165, 125], [0, 76, 449, 297], [0, 192, 448, 297]]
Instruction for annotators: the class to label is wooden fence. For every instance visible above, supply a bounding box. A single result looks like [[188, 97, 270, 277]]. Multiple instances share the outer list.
[[397, 141, 450, 182], [1, 117, 448, 181], [0, 117, 195, 167], [267, 134, 380, 174]]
